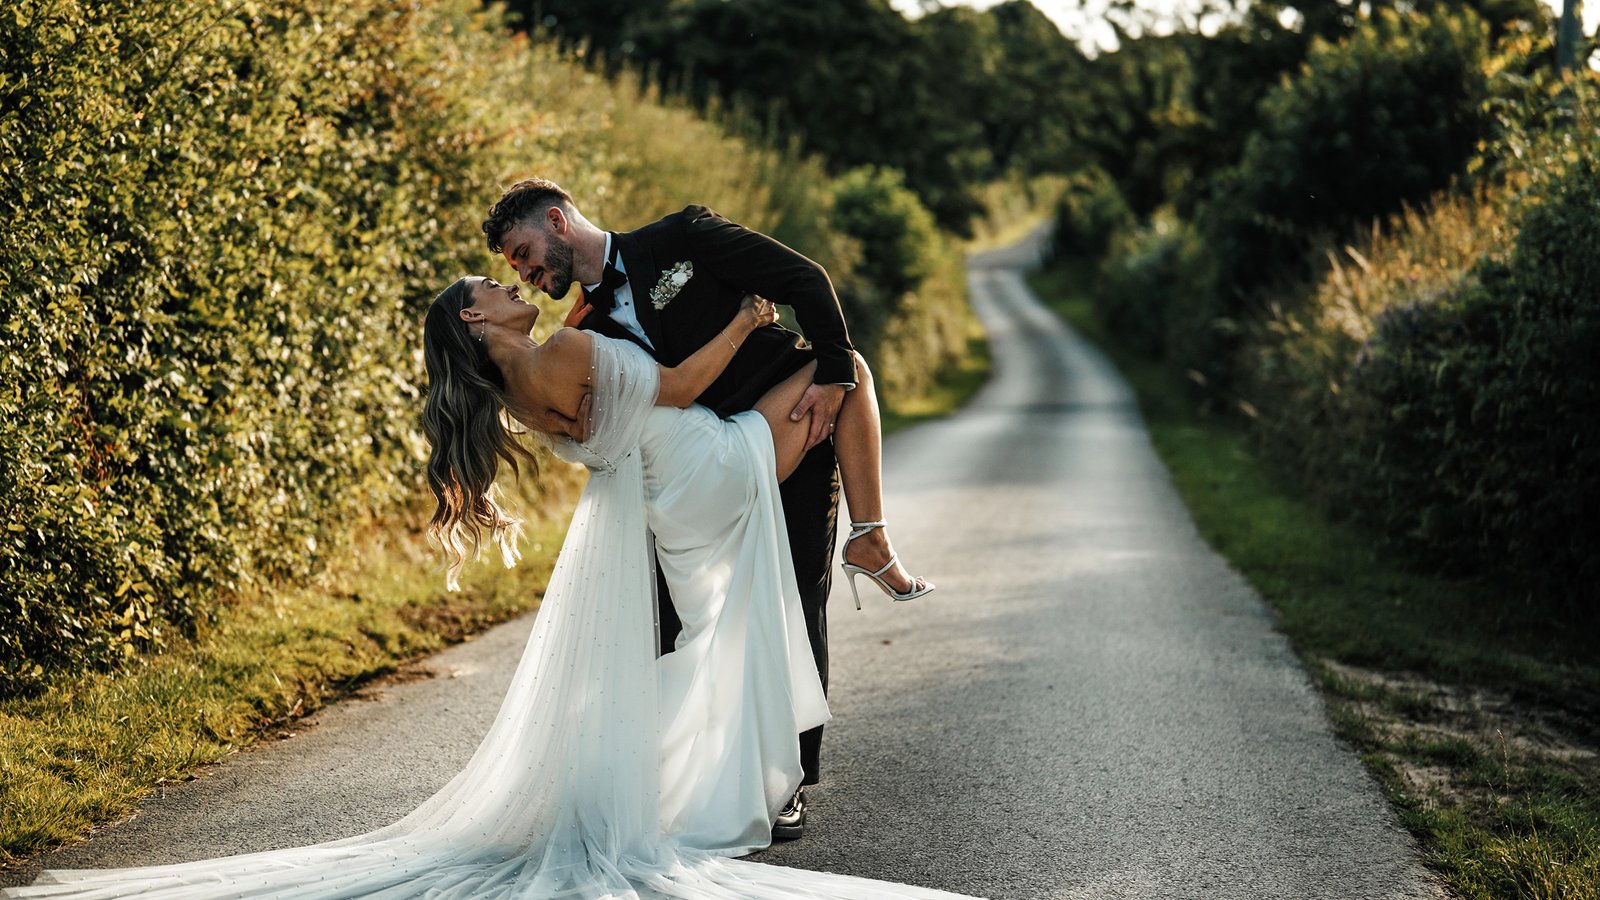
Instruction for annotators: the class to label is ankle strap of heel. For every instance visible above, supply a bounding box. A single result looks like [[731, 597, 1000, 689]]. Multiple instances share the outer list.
[[846, 520, 887, 541]]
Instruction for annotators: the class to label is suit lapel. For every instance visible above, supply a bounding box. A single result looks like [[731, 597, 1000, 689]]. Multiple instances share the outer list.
[[614, 230, 663, 346]]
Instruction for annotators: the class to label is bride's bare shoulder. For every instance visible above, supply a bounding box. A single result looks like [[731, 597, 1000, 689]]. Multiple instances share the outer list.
[[546, 325, 593, 351], [542, 327, 595, 377]]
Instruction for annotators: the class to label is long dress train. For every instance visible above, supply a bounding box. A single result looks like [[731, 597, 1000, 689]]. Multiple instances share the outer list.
[[6, 336, 981, 899]]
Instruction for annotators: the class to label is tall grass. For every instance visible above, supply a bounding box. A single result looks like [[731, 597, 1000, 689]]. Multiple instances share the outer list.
[[1243, 186, 1516, 493]]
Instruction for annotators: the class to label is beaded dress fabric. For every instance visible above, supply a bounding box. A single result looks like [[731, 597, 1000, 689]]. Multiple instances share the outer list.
[[7, 336, 980, 900]]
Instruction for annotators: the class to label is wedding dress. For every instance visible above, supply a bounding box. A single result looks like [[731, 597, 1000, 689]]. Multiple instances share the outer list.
[[8, 336, 980, 899]]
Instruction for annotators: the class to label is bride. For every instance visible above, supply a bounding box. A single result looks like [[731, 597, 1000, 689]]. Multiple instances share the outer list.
[[8, 278, 972, 899]]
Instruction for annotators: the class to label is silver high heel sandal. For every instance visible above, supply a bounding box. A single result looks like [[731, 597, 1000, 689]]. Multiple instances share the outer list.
[[840, 520, 935, 610]]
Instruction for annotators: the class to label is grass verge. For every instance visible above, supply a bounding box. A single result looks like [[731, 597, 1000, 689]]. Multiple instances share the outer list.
[[0, 478, 576, 869], [1028, 261, 1600, 900]]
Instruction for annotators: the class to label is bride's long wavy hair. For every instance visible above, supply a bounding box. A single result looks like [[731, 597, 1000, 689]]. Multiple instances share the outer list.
[[421, 277, 539, 589]]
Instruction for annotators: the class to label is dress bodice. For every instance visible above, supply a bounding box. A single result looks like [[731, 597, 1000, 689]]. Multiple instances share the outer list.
[[544, 336, 663, 475], [546, 431, 619, 473]]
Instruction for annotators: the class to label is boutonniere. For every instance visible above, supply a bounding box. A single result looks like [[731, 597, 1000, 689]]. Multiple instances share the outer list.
[[649, 261, 694, 310]]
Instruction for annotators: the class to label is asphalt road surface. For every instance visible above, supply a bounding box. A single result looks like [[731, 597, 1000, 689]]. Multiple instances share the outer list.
[[6, 227, 1442, 899]]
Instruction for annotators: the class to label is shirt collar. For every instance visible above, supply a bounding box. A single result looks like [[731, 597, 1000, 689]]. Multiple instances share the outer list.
[[583, 233, 623, 292]]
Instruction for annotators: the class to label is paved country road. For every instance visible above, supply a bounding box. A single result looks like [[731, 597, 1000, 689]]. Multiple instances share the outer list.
[[5, 227, 1443, 899]]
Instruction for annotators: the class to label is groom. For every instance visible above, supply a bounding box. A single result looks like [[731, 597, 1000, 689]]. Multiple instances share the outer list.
[[482, 179, 852, 840]]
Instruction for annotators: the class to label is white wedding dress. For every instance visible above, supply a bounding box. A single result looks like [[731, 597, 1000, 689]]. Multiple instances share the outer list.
[[8, 336, 980, 899]]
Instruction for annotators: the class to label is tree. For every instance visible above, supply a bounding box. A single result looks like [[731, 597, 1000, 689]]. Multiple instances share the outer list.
[[1202, 8, 1494, 295]]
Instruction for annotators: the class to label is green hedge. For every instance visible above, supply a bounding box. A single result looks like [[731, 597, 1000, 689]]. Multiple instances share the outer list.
[[1092, 210, 1219, 371], [0, 0, 496, 695], [1, 0, 942, 696], [1339, 153, 1599, 606], [1238, 99, 1600, 613]]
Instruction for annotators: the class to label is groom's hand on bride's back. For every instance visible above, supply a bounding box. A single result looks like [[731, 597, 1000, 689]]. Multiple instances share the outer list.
[[536, 392, 591, 442]]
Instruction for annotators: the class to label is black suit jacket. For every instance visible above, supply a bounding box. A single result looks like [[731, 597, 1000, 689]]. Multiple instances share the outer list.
[[578, 205, 854, 417]]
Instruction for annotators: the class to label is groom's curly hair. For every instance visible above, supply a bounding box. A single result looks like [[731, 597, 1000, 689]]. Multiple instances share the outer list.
[[483, 178, 575, 255]]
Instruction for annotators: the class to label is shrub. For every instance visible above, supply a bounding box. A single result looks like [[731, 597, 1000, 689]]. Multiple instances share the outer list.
[[1247, 114, 1599, 612], [1246, 189, 1516, 496], [0, 0, 496, 694], [1094, 210, 1220, 375], [823, 166, 972, 401], [1356, 153, 1599, 606], [1049, 166, 1134, 261], [830, 166, 943, 351]]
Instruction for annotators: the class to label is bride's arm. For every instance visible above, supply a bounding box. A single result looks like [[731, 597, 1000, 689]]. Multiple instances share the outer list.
[[656, 294, 776, 408]]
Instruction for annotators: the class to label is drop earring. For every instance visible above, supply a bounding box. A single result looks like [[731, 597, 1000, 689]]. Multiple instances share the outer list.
[[475, 319, 486, 343]]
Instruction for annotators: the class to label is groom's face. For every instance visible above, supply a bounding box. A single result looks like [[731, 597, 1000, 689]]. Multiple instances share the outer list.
[[500, 220, 576, 301]]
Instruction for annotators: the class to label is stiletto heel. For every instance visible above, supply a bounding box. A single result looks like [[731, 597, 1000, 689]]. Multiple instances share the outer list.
[[839, 520, 935, 609], [845, 569, 865, 611]]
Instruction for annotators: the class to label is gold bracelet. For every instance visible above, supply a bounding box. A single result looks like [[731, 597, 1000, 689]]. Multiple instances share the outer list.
[[720, 329, 738, 351]]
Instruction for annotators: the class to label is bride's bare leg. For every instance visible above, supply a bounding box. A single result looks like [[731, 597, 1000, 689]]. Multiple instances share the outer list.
[[755, 353, 923, 594]]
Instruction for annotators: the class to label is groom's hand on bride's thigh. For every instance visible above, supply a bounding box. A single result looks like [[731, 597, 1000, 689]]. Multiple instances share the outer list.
[[790, 384, 845, 451]]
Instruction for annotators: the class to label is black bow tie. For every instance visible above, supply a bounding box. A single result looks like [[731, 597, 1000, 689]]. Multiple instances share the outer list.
[[585, 251, 628, 312]]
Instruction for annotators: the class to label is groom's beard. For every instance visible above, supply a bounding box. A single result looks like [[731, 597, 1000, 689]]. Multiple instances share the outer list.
[[541, 233, 576, 300]]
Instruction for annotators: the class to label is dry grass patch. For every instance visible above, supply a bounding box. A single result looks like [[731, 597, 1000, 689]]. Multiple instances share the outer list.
[[1321, 659, 1600, 899]]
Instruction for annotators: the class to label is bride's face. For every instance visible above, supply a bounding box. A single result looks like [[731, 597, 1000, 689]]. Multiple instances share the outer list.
[[463, 277, 540, 335]]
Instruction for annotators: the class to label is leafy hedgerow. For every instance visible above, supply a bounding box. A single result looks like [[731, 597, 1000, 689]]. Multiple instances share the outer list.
[[0, 0, 500, 694], [1244, 94, 1600, 616], [1343, 147, 1600, 611]]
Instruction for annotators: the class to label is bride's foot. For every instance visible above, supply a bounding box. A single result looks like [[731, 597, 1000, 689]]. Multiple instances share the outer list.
[[841, 521, 934, 609]]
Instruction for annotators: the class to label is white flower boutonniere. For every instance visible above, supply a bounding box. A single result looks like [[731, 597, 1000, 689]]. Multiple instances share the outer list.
[[649, 261, 694, 310]]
